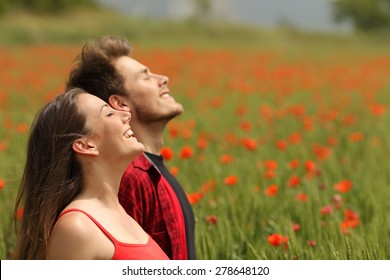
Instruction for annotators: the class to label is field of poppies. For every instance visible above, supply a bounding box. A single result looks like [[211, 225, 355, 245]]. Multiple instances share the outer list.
[[1, 17, 390, 260]]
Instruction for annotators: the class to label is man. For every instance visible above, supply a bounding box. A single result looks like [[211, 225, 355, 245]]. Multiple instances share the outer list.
[[66, 35, 195, 260]]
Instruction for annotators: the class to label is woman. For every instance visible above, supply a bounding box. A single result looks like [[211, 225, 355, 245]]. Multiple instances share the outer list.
[[13, 88, 169, 260]]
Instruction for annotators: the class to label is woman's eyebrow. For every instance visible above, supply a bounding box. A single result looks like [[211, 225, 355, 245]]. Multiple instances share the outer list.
[[100, 104, 109, 113]]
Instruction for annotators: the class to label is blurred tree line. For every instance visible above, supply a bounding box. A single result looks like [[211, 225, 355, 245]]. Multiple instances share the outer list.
[[0, 0, 215, 20], [1, 0, 389, 32], [331, 0, 390, 31], [0, 0, 97, 14]]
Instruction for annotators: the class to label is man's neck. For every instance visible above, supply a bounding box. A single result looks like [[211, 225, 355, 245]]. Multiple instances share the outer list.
[[143, 139, 164, 154], [133, 123, 165, 155]]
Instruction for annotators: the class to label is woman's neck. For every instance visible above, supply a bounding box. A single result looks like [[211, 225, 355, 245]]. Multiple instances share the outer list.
[[78, 161, 123, 206]]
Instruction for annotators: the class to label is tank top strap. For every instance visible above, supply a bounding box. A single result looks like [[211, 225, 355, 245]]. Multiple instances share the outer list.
[[58, 208, 117, 244]]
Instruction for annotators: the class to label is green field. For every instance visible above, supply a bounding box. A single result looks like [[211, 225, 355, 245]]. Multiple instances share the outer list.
[[1, 9, 390, 260]]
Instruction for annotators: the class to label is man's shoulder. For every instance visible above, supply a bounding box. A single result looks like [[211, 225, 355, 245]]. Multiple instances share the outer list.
[[130, 153, 154, 170], [123, 154, 155, 176], [121, 154, 161, 188]]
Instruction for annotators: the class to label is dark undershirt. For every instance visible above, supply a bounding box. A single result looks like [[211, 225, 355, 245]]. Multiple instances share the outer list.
[[145, 152, 196, 260]]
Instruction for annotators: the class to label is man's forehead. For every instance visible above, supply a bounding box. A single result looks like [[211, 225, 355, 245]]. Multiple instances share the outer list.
[[116, 56, 145, 70]]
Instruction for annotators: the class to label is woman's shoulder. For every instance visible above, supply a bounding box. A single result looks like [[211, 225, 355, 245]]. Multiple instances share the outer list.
[[46, 209, 111, 259], [54, 209, 95, 239]]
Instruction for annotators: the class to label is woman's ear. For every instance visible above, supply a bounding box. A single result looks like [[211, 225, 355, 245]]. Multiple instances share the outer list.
[[72, 138, 99, 156], [108, 95, 130, 111]]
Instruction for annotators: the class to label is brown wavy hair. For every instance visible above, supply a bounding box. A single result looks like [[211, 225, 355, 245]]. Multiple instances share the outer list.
[[66, 35, 132, 102], [14, 88, 90, 259]]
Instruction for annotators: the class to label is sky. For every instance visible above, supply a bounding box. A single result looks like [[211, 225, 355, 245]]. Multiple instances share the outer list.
[[96, 0, 352, 33]]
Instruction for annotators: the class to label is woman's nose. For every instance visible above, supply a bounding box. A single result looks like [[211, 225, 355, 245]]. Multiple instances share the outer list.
[[121, 110, 131, 123]]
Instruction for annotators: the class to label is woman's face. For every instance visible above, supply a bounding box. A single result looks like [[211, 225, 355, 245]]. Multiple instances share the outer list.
[[77, 93, 144, 161]]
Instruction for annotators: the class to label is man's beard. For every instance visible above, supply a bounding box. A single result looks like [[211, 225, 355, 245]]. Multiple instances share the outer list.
[[135, 106, 183, 124]]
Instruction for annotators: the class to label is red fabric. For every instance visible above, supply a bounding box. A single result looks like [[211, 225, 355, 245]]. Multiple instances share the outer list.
[[118, 154, 188, 260], [58, 209, 169, 260], [160, 173, 187, 259]]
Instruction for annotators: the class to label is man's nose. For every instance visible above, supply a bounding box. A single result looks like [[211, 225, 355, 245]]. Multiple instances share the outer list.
[[158, 75, 169, 86]]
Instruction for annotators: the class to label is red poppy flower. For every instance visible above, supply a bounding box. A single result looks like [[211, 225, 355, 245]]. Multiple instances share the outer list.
[[305, 160, 320, 177], [170, 166, 179, 176], [292, 223, 300, 232], [187, 192, 204, 205], [320, 205, 333, 215], [334, 180, 352, 193], [295, 193, 308, 202], [205, 215, 218, 225], [288, 174, 300, 188], [16, 122, 28, 134], [332, 194, 342, 203], [265, 184, 278, 196], [369, 104, 386, 116], [220, 154, 234, 164], [267, 233, 288, 248], [263, 170, 276, 179], [160, 146, 174, 161], [288, 104, 305, 117], [344, 209, 359, 221], [168, 126, 179, 138], [264, 160, 278, 170], [242, 138, 257, 151], [180, 146, 194, 159], [312, 144, 332, 161], [0, 140, 7, 152], [289, 159, 300, 169], [182, 128, 192, 140], [197, 137, 208, 150], [288, 132, 302, 144], [201, 180, 216, 193], [239, 120, 252, 132], [341, 209, 360, 234], [305, 160, 316, 172], [332, 194, 342, 208], [0, 179, 5, 190], [276, 139, 287, 151], [348, 132, 364, 142], [224, 175, 238, 186]]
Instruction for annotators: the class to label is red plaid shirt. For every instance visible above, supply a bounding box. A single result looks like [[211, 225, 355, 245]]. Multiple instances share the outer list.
[[118, 154, 188, 260]]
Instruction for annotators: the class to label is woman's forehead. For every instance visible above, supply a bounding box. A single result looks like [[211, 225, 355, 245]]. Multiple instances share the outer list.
[[77, 93, 106, 117]]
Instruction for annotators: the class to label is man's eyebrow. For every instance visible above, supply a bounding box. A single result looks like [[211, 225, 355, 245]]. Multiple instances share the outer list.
[[139, 67, 150, 75], [100, 104, 109, 113]]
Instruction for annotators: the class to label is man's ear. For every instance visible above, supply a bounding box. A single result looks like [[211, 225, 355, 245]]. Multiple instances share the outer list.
[[108, 95, 130, 111], [72, 138, 99, 156]]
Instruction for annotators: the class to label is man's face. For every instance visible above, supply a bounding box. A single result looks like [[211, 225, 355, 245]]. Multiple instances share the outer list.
[[114, 56, 183, 125]]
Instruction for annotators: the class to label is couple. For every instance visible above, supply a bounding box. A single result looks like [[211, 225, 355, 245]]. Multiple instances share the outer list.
[[13, 36, 195, 260]]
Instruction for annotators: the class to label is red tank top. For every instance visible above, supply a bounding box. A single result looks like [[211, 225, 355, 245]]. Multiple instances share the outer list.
[[58, 209, 169, 260]]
